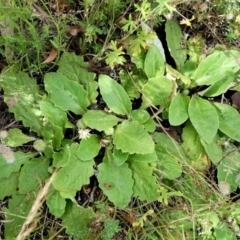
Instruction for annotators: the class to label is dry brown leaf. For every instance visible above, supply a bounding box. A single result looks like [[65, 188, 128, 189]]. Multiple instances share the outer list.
[[42, 47, 58, 64], [66, 25, 82, 36]]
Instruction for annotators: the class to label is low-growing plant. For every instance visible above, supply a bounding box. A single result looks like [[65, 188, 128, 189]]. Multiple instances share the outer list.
[[1, 1, 240, 239]]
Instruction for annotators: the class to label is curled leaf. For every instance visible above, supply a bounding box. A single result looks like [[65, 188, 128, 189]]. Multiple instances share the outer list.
[[42, 47, 58, 64]]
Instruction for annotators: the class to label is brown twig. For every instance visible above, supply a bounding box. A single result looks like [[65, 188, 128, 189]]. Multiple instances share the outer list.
[[16, 168, 58, 240]]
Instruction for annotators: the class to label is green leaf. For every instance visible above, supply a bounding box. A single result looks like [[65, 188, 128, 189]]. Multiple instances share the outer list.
[[188, 96, 219, 144], [169, 93, 190, 126], [53, 144, 71, 168], [130, 109, 150, 124], [61, 201, 96, 239], [200, 135, 222, 164], [128, 160, 159, 201], [182, 121, 205, 160], [181, 60, 197, 78], [40, 99, 68, 129], [199, 71, 235, 97], [165, 20, 187, 69], [4, 193, 34, 239], [44, 72, 89, 115], [82, 110, 120, 131], [217, 148, 240, 193], [215, 222, 237, 240], [213, 102, 240, 142], [2, 128, 36, 147], [120, 70, 147, 99], [112, 148, 129, 166], [142, 117, 156, 132], [46, 190, 66, 217], [76, 134, 101, 161], [57, 53, 88, 81], [98, 157, 133, 208], [153, 132, 188, 161], [0, 172, 18, 200], [155, 143, 182, 180], [129, 152, 157, 162], [1, 71, 43, 134], [41, 122, 64, 149], [57, 52, 98, 104], [53, 143, 94, 197], [130, 109, 156, 132], [113, 120, 155, 154], [192, 50, 240, 86], [142, 76, 172, 107], [18, 157, 50, 194], [144, 45, 165, 78], [0, 151, 37, 180], [99, 74, 132, 115]]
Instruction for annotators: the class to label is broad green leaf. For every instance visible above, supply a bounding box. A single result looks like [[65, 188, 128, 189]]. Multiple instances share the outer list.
[[129, 152, 157, 162], [130, 109, 156, 132], [199, 71, 235, 97], [57, 53, 88, 81], [41, 122, 64, 149], [169, 94, 190, 126], [4, 193, 35, 239], [120, 70, 147, 99], [153, 132, 188, 161], [188, 96, 219, 144], [61, 201, 96, 239], [128, 160, 159, 201], [40, 99, 68, 129], [192, 50, 240, 86], [142, 76, 172, 107], [99, 74, 132, 115], [155, 143, 182, 180], [217, 147, 240, 194], [57, 52, 98, 104], [165, 20, 187, 69], [144, 45, 165, 78], [112, 148, 129, 166], [46, 190, 66, 217], [18, 157, 50, 194], [215, 222, 237, 240], [182, 121, 205, 160], [53, 144, 71, 168], [53, 143, 94, 197], [76, 134, 101, 161], [130, 109, 150, 124], [113, 120, 155, 154], [98, 157, 133, 208], [213, 102, 240, 142], [44, 72, 89, 115], [0, 172, 18, 200], [1, 71, 43, 134], [132, 50, 147, 69], [200, 135, 222, 164], [143, 117, 156, 132], [181, 60, 197, 78], [2, 128, 36, 147], [82, 110, 120, 131], [0, 151, 37, 180]]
